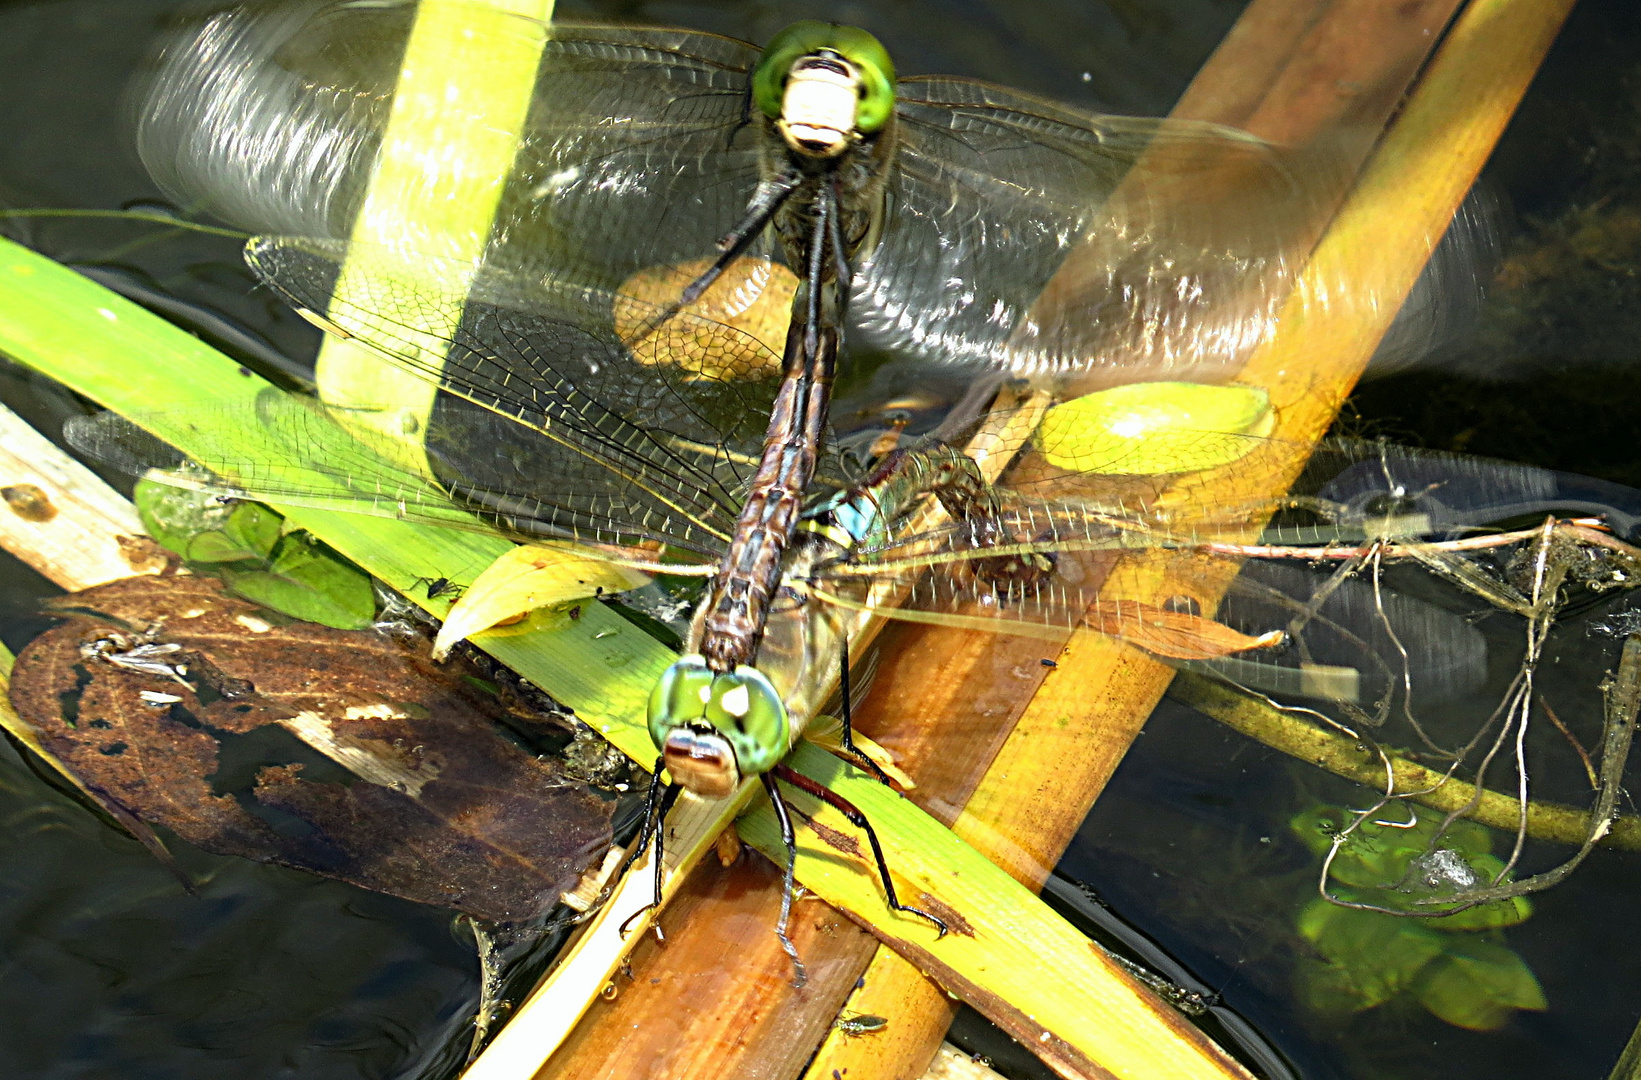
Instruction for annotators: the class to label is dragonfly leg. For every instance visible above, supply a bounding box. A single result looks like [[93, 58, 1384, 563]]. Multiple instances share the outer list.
[[759, 772, 810, 988], [836, 637, 895, 788], [826, 175, 853, 297], [616, 757, 677, 939], [668, 174, 800, 315], [800, 180, 832, 358], [771, 763, 949, 938]]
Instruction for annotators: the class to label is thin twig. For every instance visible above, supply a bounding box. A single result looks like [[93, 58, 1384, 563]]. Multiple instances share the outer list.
[[1540, 695, 1599, 790]]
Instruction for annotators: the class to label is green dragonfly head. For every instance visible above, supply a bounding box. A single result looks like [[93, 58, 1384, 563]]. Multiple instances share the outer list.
[[753, 21, 896, 158], [647, 654, 792, 798]]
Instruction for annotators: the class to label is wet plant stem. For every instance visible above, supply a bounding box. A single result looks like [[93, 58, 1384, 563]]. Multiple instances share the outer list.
[[1171, 670, 1641, 850]]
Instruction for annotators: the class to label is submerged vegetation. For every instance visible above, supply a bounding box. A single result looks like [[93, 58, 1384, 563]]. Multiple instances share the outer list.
[[1291, 803, 1545, 1032], [135, 478, 375, 629]]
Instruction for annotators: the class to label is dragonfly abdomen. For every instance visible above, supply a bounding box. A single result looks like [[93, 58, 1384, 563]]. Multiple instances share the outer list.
[[698, 320, 837, 672], [693, 93, 891, 675]]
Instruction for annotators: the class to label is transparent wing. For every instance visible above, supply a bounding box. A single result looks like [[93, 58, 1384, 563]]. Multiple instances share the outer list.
[[131, 2, 824, 551], [137, 2, 773, 292], [809, 543, 1484, 703], [1301, 440, 1641, 540], [1197, 559, 1487, 709], [66, 387, 720, 563], [70, 231, 807, 557], [68, 391, 546, 538], [852, 76, 1357, 381], [255, 233, 783, 509], [803, 435, 1641, 694]]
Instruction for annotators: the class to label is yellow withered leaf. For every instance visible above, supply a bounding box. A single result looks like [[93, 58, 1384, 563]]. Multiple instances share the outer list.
[[432, 545, 651, 660], [612, 256, 797, 381], [1037, 381, 1273, 474]]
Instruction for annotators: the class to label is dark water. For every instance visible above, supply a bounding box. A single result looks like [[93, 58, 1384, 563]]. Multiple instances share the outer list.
[[2, 0, 1640, 1077]]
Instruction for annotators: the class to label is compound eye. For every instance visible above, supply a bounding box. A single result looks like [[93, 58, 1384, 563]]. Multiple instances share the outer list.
[[647, 657, 791, 778], [648, 654, 716, 749], [753, 21, 895, 132], [704, 666, 790, 777]]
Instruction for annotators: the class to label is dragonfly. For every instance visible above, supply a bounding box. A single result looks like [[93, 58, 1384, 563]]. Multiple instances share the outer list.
[[84, 1, 1399, 969]]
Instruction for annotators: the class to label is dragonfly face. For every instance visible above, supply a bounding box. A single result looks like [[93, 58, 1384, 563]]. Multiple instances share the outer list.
[[754, 22, 896, 159], [648, 654, 792, 798]]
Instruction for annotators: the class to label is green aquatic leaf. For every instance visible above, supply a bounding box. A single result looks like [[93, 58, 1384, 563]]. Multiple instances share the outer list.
[[1289, 803, 1491, 861], [1036, 381, 1271, 474], [136, 478, 370, 628], [1404, 853, 1533, 929], [220, 501, 283, 559], [225, 533, 375, 630], [1414, 939, 1547, 1031], [1296, 897, 1447, 1012], [135, 479, 284, 564], [1325, 882, 1532, 930], [190, 503, 284, 564], [1295, 956, 1384, 1017], [135, 476, 235, 558], [1288, 802, 1517, 921]]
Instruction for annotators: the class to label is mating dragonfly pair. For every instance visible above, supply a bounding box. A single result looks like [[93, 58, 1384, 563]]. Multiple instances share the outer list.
[[71, 1, 1527, 972]]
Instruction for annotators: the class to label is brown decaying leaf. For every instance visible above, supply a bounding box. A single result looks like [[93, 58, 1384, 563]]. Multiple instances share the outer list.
[[9, 574, 614, 922], [611, 256, 797, 381], [1084, 599, 1285, 660]]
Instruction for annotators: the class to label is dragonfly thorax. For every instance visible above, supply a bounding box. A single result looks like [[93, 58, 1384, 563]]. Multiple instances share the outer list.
[[778, 55, 863, 158], [648, 654, 792, 797]]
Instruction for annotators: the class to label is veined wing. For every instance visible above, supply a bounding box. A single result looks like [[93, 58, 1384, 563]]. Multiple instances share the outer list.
[[802, 433, 1641, 699], [1301, 439, 1641, 541], [71, 230, 803, 557], [137, 2, 773, 293], [810, 539, 1486, 707], [481, 20, 775, 292], [837, 433, 1641, 578], [247, 235, 781, 552], [853, 76, 1356, 381], [66, 387, 719, 567]]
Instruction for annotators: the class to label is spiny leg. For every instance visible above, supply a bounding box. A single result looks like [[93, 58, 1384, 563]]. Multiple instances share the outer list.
[[645, 175, 799, 337], [615, 757, 679, 938], [772, 763, 948, 937], [800, 180, 833, 361], [826, 175, 853, 297], [760, 771, 810, 988], [836, 636, 895, 788]]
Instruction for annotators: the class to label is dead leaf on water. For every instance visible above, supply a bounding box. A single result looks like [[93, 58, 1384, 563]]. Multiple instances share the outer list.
[[9, 574, 615, 922], [1084, 599, 1286, 660]]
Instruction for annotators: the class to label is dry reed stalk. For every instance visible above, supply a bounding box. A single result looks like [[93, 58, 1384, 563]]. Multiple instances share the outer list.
[[0, 402, 161, 590]]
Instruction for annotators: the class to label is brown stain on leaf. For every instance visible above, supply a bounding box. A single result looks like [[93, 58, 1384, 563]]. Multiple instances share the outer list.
[[913, 893, 975, 938], [10, 574, 614, 921], [116, 535, 170, 574], [803, 813, 864, 859]]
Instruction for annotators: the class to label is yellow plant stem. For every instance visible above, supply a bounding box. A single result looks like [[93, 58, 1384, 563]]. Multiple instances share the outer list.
[[1173, 672, 1641, 851], [316, 0, 552, 471]]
